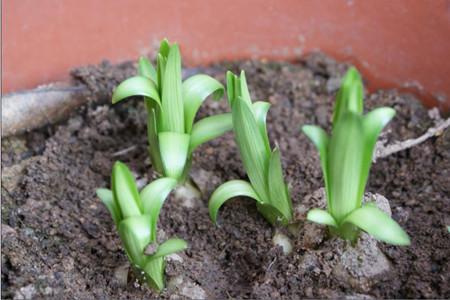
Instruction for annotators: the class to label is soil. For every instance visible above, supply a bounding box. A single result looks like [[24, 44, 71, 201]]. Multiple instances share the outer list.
[[2, 53, 449, 299]]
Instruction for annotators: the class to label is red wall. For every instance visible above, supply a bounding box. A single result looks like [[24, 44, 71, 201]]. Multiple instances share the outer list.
[[2, 0, 450, 110]]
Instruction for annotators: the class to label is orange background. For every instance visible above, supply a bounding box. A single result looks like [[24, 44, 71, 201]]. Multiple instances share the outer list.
[[2, 0, 450, 110]]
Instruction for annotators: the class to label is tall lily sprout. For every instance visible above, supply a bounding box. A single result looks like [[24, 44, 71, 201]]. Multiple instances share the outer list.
[[96, 161, 187, 291], [301, 67, 410, 245], [112, 39, 232, 182], [208, 71, 293, 226]]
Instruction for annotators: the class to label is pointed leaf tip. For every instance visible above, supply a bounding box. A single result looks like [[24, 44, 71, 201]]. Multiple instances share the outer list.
[[161, 44, 184, 133], [138, 56, 157, 83], [112, 161, 142, 218], [149, 238, 188, 260], [307, 208, 337, 227], [333, 67, 363, 124], [343, 205, 411, 246], [159, 38, 171, 58], [96, 188, 122, 225]]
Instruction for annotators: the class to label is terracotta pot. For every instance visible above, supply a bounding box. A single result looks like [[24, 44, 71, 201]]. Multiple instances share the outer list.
[[3, 0, 450, 111]]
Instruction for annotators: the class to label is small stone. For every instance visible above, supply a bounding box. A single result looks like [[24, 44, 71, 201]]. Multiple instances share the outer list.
[[272, 232, 293, 255], [136, 177, 149, 190], [113, 263, 129, 287], [157, 229, 168, 241], [333, 233, 391, 292], [294, 188, 395, 292], [294, 188, 326, 221], [166, 253, 184, 263], [345, 293, 376, 300], [43, 286, 54, 296], [305, 287, 313, 298], [326, 77, 342, 93], [2, 157, 39, 192], [169, 276, 207, 300], [14, 284, 36, 300], [1, 224, 17, 237], [144, 242, 158, 256], [180, 283, 207, 299], [167, 275, 184, 291], [301, 222, 326, 249], [299, 253, 320, 273], [174, 183, 201, 208], [190, 167, 222, 196], [394, 206, 410, 223], [315, 105, 329, 127], [62, 257, 74, 271], [364, 193, 391, 216]]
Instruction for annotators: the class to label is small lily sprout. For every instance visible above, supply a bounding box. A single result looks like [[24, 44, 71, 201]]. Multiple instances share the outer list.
[[209, 71, 293, 226], [96, 161, 187, 291], [112, 39, 232, 182], [301, 67, 410, 246]]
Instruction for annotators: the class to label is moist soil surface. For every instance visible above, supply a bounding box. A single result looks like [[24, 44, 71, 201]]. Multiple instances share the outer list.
[[2, 54, 449, 299]]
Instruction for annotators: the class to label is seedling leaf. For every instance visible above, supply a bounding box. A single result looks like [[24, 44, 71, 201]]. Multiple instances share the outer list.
[[238, 71, 252, 107], [118, 214, 152, 266], [359, 107, 395, 203], [143, 257, 165, 291], [301, 67, 409, 245], [138, 56, 157, 84], [145, 104, 164, 173], [328, 113, 364, 222], [267, 148, 292, 222], [209, 180, 262, 224], [333, 67, 363, 125], [252, 101, 271, 153], [156, 54, 166, 91], [149, 238, 188, 260], [307, 208, 338, 227], [301, 125, 331, 205], [112, 76, 161, 108], [159, 38, 170, 58], [161, 44, 184, 133], [112, 161, 142, 218], [209, 71, 293, 226], [189, 113, 232, 153], [140, 177, 177, 241], [343, 205, 411, 245], [233, 98, 270, 201], [226, 71, 237, 106], [96, 188, 122, 226], [256, 203, 287, 226], [158, 132, 190, 179], [182, 74, 225, 133]]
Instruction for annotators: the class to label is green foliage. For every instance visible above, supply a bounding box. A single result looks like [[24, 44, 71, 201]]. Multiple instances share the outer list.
[[96, 161, 187, 291], [208, 71, 293, 226], [301, 67, 410, 245], [112, 39, 232, 182]]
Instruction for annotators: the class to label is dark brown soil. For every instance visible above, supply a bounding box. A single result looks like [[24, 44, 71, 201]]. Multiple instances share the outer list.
[[2, 53, 449, 299]]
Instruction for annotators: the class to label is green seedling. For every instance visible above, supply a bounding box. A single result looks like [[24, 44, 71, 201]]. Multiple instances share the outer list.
[[96, 161, 187, 291], [112, 39, 232, 182], [209, 71, 293, 226], [301, 67, 410, 245]]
